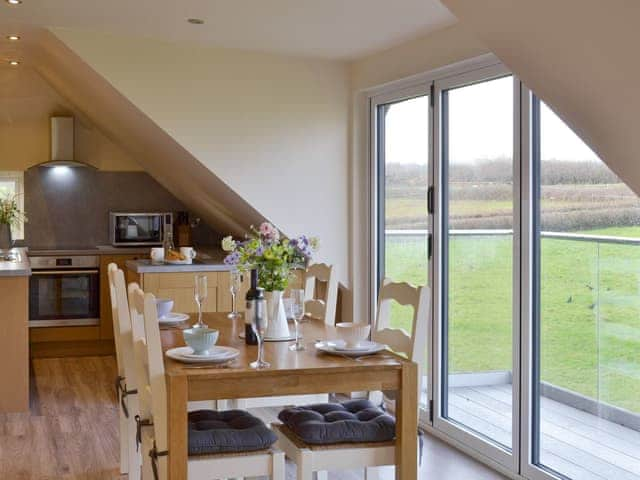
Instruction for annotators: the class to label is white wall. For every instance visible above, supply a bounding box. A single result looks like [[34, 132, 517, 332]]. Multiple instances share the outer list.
[[50, 29, 351, 311]]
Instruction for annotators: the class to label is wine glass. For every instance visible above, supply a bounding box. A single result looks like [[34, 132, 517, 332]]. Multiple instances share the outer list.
[[193, 275, 208, 328], [227, 270, 242, 320], [289, 289, 305, 351], [250, 297, 270, 369]]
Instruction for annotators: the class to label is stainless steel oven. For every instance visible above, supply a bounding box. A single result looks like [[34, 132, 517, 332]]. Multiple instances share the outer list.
[[109, 212, 172, 246], [28, 255, 100, 327]]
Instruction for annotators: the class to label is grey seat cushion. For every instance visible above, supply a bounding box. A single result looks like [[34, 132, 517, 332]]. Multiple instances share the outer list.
[[188, 410, 277, 455], [277, 399, 396, 445]]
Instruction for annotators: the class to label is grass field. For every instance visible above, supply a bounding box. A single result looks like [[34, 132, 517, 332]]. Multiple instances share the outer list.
[[384, 225, 640, 413]]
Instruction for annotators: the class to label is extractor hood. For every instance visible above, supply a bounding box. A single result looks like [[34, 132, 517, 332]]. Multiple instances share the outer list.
[[36, 116, 93, 168]]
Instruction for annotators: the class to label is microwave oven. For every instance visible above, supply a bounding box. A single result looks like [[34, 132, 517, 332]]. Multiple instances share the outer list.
[[109, 212, 172, 246]]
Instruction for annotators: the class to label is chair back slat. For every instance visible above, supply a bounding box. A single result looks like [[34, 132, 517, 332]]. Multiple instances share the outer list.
[[107, 264, 125, 378], [373, 279, 430, 392], [108, 264, 138, 389], [129, 285, 168, 479], [303, 263, 338, 325]]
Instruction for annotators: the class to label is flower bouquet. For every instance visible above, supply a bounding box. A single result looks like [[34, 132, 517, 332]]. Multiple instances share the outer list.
[[221, 222, 318, 338], [0, 193, 26, 250]]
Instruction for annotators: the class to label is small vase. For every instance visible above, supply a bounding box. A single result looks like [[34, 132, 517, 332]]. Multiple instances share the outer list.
[[0, 223, 12, 251], [264, 290, 291, 339]]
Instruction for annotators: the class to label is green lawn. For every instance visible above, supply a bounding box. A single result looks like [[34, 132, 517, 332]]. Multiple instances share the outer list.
[[384, 226, 640, 413]]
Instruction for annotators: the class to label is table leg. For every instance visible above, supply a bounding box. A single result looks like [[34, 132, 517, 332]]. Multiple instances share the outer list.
[[168, 375, 188, 480], [396, 361, 418, 480]]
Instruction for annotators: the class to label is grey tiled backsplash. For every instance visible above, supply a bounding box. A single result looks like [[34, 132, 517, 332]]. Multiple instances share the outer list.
[[22, 168, 219, 249]]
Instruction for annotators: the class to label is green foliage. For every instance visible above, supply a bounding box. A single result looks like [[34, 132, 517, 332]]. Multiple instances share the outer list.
[[384, 226, 640, 413], [0, 193, 26, 227], [222, 223, 316, 292]]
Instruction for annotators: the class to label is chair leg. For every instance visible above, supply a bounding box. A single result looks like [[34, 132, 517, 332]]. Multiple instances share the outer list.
[[272, 449, 286, 480], [316, 471, 328, 480], [127, 414, 141, 480], [119, 408, 128, 474], [365, 467, 381, 480], [297, 450, 314, 480], [141, 441, 154, 480]]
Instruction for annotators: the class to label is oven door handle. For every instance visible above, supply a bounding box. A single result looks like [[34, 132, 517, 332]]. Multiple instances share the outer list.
[[32, 269, 100, 275]]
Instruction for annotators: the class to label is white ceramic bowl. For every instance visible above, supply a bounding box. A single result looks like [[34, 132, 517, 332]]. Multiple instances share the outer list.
[[336, 322, 371, 348], [183, 328, 219, 355], [156, 298, 174, 319]]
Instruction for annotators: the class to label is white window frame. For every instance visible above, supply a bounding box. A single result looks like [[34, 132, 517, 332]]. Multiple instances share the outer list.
[[0, 171, 25, 240], [366, 55, 571, 480]]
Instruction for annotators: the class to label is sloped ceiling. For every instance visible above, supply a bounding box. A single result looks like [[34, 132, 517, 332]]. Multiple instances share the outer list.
[[0, 0, 455, 60], [31, 29, 263, 236], [442, 0, 640, 195]]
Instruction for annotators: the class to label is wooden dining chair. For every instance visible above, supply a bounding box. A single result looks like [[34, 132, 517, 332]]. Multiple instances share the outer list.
[[304, 263, 338, 326], [273, 279, 430, 480], [129, 284, 285, 480], [108, 263, 141, 479]]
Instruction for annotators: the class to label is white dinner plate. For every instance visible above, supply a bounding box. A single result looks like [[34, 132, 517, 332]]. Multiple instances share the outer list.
[[158, 312, 190, 325], [165, 346, 240, 364], [315, 340, 387, 357], [327, 340, 377, 352]]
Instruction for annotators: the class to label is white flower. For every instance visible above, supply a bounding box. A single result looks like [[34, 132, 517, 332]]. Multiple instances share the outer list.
[[221, 235, 236, 252]]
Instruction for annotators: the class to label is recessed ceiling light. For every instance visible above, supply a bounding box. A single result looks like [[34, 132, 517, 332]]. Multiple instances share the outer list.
[[7, 35, 20, 41], [9, 60, 19, 66], [187, 18, 205, 25], [6, 0, 23, 5]]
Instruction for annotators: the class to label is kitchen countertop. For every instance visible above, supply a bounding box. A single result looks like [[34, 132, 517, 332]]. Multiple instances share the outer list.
[[125, 253, 232, 274], [0, 248, 31, 277], [6, 245, 227, 275]]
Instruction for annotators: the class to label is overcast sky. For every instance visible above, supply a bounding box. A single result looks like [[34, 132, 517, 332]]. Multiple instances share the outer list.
[[384, 75, 600, 166]]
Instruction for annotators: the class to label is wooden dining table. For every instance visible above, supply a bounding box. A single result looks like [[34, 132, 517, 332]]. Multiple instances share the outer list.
[[160, 312, 418, 480]]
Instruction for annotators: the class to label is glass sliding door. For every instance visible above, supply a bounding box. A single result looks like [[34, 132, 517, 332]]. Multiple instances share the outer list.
[[372, 84, 432, 418], [530, 97, 640, 480], [434, 65, 519, 468]]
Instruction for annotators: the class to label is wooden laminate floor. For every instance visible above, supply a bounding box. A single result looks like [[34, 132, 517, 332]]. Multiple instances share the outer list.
[[0, 356, 506, 479]]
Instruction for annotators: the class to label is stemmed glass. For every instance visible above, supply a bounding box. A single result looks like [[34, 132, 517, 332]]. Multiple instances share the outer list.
[[250, 298, 270, 369], [289, 289, 305, 351], [227, 270, 242, 319], [193, 275, 208, 328]]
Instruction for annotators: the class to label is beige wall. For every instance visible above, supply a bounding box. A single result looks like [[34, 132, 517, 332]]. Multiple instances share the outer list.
[[0, 66, 140, 171], [351, 23, 488, 91], [50, 28, 351, 310], [348, 24, 488, 321]]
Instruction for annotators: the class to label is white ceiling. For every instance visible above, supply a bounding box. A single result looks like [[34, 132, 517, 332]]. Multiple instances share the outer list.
[[0, 0, 456, 60]]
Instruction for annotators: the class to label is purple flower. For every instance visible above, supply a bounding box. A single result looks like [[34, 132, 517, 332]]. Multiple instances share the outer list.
[[255, 246, 265, 256], [224, 251, 240, 265]]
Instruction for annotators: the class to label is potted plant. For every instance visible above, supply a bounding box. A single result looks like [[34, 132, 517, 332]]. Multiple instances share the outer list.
[[221, 222, 318, 339], [0, 193, 26, 251]]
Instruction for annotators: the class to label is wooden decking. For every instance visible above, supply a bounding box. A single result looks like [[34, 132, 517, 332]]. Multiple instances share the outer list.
[[451, 384, 640, 480]]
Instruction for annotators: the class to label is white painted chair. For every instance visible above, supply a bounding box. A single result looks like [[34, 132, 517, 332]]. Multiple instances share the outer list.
[[304, 263, 338, 326], [129, 284, 285, 480], [273, 279, 430, 480], [107, 263, 141, 479], [109, 264, 220, 480]]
